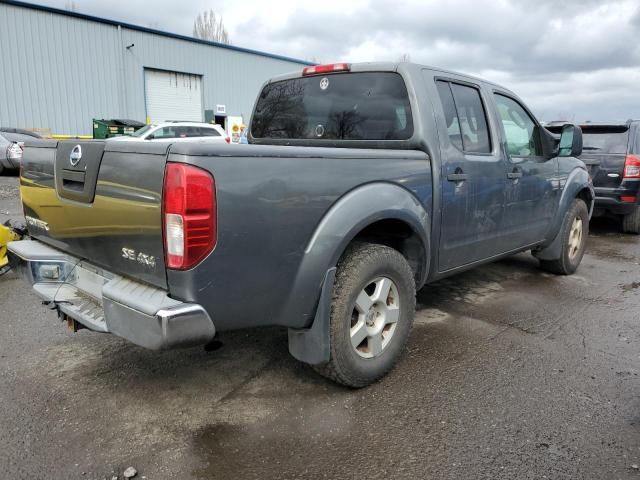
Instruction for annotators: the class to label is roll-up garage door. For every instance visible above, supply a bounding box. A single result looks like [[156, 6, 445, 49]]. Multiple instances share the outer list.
[[144, 69, 203, 123]]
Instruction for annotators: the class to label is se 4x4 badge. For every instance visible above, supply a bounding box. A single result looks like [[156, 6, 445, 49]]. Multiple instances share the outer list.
[[121, 247, 156, 269]]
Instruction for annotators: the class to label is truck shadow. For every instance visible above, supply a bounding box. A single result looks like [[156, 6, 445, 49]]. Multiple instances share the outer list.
[[416, 252, 542, 312], [26, 248, 608, 479], [48, 251, 546, 393]]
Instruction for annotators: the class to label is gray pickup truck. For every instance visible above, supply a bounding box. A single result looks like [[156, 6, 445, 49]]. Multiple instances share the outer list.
[[9, 62, 593, 387]]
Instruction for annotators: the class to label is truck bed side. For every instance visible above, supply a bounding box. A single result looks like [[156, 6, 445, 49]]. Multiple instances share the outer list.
[[165, 144, 432, 331]]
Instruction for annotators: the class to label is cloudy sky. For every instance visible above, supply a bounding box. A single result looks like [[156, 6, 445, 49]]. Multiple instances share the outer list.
[[35, 0, 640, 121]]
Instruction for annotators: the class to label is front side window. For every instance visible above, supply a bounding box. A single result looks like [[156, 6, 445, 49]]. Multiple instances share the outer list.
[[252, 72, 413, 140], [494, 94, 542, 157]]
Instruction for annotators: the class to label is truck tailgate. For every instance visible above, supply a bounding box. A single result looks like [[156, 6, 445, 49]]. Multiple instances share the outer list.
[[20, 139, 168, 289]]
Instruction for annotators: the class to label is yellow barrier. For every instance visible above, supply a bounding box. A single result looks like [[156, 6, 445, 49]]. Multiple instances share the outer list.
[[0, 223, 20, 272]]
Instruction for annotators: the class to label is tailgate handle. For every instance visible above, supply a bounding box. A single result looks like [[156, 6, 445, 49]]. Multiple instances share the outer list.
[[62, 169, 86, 183], [62, 169, 86, 191]]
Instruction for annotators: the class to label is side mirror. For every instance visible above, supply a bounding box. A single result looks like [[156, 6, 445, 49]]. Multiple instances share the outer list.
[[558, 124, 582, 157], [145, 134, 154, 140]]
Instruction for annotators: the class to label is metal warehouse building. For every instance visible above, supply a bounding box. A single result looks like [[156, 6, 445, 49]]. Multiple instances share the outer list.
[[0, 0, 309, 136]]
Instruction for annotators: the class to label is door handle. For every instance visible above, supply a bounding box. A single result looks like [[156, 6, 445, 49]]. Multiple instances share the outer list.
[[507, 171, 523, 179], [447, 173, 468, 182]]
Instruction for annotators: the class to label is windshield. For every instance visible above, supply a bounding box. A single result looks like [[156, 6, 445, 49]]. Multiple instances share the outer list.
[[251, 72, 413, 140], [581, 127, 629, 154], [131, 124, 155, 138]]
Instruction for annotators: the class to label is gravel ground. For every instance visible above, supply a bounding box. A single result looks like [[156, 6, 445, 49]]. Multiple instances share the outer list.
[[0, 172, 639, 479]]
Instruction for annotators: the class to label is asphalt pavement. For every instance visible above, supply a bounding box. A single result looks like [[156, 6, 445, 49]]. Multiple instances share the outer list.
[[1, 173, 639, 479]]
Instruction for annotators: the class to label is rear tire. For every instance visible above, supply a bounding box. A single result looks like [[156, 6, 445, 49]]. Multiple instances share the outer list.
[[622, 206, 640, 234], [539, 198, 589, 275], [313, 242, 416, 388]]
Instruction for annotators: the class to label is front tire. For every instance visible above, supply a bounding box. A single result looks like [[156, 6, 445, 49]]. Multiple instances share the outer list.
[[622, 206, 640, 234], [539, 198, 589, 275], [313, 243, 416, 388]]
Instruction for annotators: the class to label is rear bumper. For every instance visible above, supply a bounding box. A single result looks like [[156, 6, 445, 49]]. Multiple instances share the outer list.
[[594, 181, 640, 215], [7, 239, 215, 350]]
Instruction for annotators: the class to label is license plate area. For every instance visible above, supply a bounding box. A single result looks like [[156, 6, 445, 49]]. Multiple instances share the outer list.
[[33, 261, 113, 305], [71, 262, 112, 301]]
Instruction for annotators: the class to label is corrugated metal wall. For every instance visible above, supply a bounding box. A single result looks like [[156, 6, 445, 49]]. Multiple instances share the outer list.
[[0, 2, 307, 135]]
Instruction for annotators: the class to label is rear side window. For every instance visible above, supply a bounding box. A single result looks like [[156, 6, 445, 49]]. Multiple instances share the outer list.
[[436, 81, 463, 151], [435, 80, 491, 154], [183, 127, 201, 138], [252, 72, 413, 140], [581, 127, 629, 154], [199, 127, 221, 137]]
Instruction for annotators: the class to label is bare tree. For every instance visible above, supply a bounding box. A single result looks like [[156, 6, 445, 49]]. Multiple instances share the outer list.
[[398, 53, 411, 62], [193, 10, 230, 44], [64, 1, 77, 11]]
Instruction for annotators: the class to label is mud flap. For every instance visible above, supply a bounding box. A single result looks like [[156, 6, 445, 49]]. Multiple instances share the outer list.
[[531, 230, 564, 261], [287, 267, 336, 365]]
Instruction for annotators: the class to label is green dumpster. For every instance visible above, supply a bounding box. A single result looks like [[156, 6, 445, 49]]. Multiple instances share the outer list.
[[92, 119, 146, 139]]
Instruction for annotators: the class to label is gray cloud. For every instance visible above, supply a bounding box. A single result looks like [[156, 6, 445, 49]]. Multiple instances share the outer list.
[[31, 0, 640, 120]]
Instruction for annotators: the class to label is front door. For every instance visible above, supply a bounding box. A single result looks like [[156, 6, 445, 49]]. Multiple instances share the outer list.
[[492, 93, 559, 249], [435, 80, 508, 271]]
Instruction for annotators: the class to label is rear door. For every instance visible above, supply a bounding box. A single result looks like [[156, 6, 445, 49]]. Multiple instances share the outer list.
[[20, 140, 169, 288], [580, 126, 630, 188], [434, 79, 507, 271]]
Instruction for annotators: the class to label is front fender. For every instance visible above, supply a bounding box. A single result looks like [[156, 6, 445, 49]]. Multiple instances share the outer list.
[[555, 166, 594, 226], [282, 182, 431, 330], [534, 166, 593, 261]]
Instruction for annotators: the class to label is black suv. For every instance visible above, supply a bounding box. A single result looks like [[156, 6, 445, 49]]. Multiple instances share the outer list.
[[547, 121, 640, 233]]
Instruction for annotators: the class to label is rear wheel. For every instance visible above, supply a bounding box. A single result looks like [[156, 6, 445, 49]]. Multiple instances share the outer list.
[[313, 242, 416, 388], [539, 198, 589, 275], [622, 206, 640, 234]]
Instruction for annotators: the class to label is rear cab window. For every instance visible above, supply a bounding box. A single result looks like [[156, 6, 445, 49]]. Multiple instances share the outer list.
[[251, 72, 413, 140]]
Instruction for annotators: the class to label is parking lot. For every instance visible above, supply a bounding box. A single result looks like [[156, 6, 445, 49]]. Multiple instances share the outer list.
[[0, 172, 639, 479]]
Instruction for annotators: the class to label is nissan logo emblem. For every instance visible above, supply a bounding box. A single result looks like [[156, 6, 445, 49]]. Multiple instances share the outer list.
[[69, 144, 82, 167]]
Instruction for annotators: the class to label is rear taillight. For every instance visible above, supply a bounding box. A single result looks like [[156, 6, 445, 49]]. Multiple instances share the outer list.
[[302, 63, 350, 76], [624, 154, 640, 178], [163, 163, 216, 270], [225, 136, 230, 144]]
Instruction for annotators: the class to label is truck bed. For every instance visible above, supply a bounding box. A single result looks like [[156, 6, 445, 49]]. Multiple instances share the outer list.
[[20, 139, 432, 330]]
